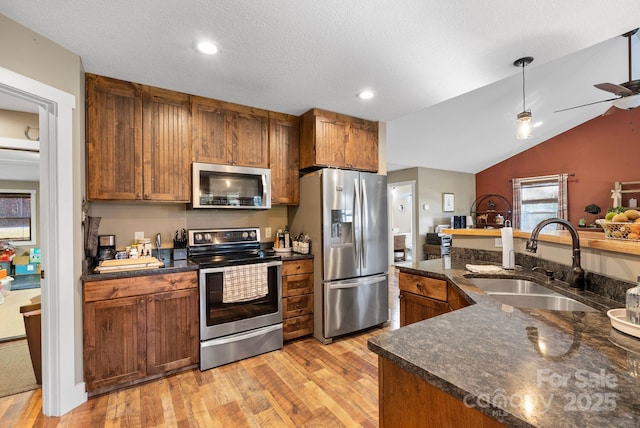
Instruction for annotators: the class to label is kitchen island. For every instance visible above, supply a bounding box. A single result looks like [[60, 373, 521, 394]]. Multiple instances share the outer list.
[[368, 258, 639, 427]]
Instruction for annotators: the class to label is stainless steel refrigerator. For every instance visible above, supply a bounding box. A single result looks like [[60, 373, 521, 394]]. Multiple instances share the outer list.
[[289, 168, 388, 344]]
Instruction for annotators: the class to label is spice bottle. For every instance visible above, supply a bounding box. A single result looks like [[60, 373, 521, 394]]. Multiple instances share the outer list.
[[626, 275, 640, 325]]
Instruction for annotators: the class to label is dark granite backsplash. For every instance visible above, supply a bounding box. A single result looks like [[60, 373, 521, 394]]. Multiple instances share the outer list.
[[450, 247, 634, 304]]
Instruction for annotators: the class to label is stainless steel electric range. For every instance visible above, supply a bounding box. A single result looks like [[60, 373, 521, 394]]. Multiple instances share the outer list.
[[188, 227, 282, 370]]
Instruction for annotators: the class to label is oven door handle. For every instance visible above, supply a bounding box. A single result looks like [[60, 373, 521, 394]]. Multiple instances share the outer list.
[[201, 323, 282, 347], [199, 259, 282, 273]]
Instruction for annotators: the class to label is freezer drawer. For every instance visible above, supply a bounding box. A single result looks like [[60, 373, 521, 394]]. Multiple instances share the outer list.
[[323, 274, 388, 339]]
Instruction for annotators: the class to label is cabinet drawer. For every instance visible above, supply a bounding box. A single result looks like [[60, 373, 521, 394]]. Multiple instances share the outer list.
[[282, 273, 313, 297], [399, 272, 447, 302], [283, 314, 313, 341], [84, 271, 197, 302], [282, 259, 313, 276], [283, 294, 313, 318]]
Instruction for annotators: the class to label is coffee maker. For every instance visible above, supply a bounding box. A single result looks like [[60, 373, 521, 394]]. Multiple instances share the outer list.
[[97, 235, 116, 261]]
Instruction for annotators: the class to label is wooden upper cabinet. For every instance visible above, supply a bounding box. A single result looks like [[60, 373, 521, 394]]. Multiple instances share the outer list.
[[299, 108, 378, 172], [269, 112, 299, 205], [192, 96, 269, 168], [86, 73, 143, 200], [142, 87, 191, 202], [348, 120, 379, 172], [86, 74, 191, 202]]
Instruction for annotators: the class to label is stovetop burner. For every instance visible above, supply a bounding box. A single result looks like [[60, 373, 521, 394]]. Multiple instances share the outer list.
[[188, 227, 280, 268]]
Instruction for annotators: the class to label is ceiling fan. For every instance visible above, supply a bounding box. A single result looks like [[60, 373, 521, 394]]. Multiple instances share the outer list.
[[555, 28, 640, 115]]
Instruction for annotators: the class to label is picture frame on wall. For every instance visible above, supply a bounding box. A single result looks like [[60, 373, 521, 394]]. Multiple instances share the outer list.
[[443, 193, 455, 212]]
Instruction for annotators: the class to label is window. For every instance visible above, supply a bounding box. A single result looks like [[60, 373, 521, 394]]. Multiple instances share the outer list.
[[0, 189, 37, 245], [513, 174, 568, 232]]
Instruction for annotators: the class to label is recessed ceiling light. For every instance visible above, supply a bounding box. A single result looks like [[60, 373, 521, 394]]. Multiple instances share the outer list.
[[357, 90, 374, 100], [197, 41, 218, 55]]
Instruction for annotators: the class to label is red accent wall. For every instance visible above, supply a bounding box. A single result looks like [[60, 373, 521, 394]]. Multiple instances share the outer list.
[[476, 108, 640, 226]]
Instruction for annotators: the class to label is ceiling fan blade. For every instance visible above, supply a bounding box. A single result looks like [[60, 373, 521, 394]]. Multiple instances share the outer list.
[[594, 82, 633, 96], [554, 97, 619, 113], [612, 93, 640, 110]]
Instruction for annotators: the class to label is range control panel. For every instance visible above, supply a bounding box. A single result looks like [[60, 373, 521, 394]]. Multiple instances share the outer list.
[[188, 227, 260, 246]]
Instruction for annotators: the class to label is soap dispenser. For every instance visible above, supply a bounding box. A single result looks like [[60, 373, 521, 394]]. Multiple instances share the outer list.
[[626, 275, 640, 325]]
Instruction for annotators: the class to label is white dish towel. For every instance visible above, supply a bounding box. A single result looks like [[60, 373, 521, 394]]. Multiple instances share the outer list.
[[465, 264, 503, 274], [223, 264, 268, 303]]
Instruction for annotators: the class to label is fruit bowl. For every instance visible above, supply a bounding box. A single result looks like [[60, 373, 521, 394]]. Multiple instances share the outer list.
[[596, 220, 640, 241]]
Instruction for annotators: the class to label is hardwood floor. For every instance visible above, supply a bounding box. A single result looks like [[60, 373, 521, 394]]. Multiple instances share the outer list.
[[0, 267, 401, 427]]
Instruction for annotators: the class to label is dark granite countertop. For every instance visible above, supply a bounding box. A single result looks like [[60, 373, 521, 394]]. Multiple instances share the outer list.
[[279, 252, 313, 262], [368, 258, 640, 427], [82, 260, 199, 282]]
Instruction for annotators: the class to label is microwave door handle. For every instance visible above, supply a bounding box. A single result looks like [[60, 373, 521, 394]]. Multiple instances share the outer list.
[[353, 177, 360, 268], [361, 178, 367, 269]]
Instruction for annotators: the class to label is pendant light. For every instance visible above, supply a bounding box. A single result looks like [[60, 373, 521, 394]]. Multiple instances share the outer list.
[[514, 56, 534, 139]]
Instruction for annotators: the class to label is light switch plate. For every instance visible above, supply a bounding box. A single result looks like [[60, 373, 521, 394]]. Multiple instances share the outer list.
[[265, 227, 272, 239]]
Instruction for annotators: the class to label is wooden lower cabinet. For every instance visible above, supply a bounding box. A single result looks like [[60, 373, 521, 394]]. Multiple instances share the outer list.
[[400, 292, 450, 326], [379, 357, 505, 427], [83, 295, 147, 392], [398, 272, 470, 327], [146, 288, 199, 375], [83, 271, 198, 394], [281, 258, 314, 340]]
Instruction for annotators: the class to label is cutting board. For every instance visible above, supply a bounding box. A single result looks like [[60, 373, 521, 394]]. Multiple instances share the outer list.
[[94, 257, 164, 273]]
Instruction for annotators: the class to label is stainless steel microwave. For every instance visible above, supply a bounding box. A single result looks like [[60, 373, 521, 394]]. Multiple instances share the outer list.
[[192, 163, 271, 209]]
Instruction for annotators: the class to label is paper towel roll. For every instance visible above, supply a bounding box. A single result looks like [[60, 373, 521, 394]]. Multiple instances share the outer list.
[[501, 227, 515, 269]]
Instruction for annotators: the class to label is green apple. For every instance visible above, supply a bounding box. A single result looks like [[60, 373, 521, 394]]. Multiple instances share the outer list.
[[605, 212, 616, 221]]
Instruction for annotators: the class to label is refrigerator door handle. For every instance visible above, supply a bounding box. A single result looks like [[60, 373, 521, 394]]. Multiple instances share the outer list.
[[326, 274, 386, 289], [361, 178, 367, 269], [353, 177, 361, 268]]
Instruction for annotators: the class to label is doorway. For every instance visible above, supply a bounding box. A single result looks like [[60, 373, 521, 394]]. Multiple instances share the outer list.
[[389, 182, 416, 263], [0, 95, 42, 396], [0, 65, 85, 416]]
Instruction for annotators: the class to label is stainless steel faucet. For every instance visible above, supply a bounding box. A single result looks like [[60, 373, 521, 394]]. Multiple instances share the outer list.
[[526, 218, 585, 290]]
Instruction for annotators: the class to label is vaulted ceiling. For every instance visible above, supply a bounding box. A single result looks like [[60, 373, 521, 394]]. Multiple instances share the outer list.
[[1, 1, 640, 173]]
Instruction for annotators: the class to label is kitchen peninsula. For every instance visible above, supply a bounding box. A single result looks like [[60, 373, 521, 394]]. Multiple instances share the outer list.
[[369, 257, 638, 427]]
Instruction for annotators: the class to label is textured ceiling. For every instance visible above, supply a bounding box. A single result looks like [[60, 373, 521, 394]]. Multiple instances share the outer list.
[[1, 1, 640, 173]]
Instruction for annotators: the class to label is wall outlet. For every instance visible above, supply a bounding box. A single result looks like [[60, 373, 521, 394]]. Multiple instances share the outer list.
[[265, 227, 272, 239], [495, 238, 503, 248], [135, 231, 144, 241]]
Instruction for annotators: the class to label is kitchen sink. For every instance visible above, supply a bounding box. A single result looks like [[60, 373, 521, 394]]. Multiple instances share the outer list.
[[469, 278, 556, 295], [469, 278, 597, 312], [488, 292, 598, 312]]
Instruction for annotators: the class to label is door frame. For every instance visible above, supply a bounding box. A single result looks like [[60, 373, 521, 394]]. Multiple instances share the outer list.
[[0, 66, 86, 415], [388, 180, 416, 264]]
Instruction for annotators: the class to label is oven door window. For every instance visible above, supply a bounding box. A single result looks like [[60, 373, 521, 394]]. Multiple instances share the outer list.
[[203, 264, 280, 326]]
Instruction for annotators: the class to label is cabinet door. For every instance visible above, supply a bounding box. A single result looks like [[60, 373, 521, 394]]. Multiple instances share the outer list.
[[142, 87, 191, 201], [399, 292, 450, 327], [347, 121, 378, 172], [86, 74, 143, 200], [269, 114, 300, 204], [192, 98, 233, 165], [84, 296, 146, 391], [146, 288, 199, 375], [233, 110, 269, 168], [314, 115, 348, 168]]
